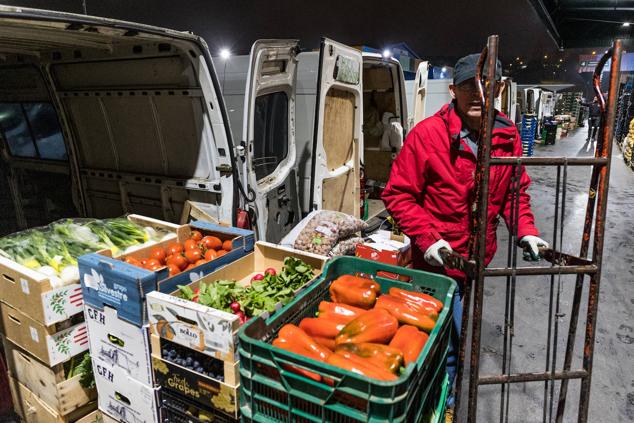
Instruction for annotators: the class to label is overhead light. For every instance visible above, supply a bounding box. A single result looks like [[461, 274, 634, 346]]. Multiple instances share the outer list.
[[623, 22, 631, 27], [544, 55, 548, 59], [592, 50, 596, 54], [559, 58, 563, 62], [219, 48, 231, 60], [519, 61, 523, 65], [441, 66, 447, 72], [382, 49, 391, 58]]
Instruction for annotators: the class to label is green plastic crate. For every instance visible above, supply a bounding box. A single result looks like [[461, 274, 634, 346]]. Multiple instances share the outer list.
[[238, 256, 456, 422]]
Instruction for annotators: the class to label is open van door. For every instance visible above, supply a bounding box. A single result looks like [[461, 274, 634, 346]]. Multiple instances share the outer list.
[[243, 40, 301, 242], [310, 38, 363, 217], [410, 61, 429, 127]]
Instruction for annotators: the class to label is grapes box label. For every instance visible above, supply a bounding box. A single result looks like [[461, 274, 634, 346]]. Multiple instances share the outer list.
[[151, 355, 238, 419]]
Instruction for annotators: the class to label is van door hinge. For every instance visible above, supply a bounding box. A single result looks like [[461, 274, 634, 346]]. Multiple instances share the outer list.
[[216, 164, 233, 174]]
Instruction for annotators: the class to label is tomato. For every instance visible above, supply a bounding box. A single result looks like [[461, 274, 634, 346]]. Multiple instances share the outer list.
[[166, 243, 183, 256], [190, 230, 203, 242], [222, 240, 233, 252], [167, 254, 188, 271], [264, 267, 277, 276], [145, 258, 162, 271], [204, 249, 217, 261], [185, 248, 202, 263], [185, 263, 196, 271], [124, 257, 143, 268], [140, 258, 148, 266], [201, 236, 222, 250], [149, 247, 167, 264], [184, 239, 200, 251], [167, 264, 180, 276], [194, 259, 207, 267], [217, 250, 228, 258]]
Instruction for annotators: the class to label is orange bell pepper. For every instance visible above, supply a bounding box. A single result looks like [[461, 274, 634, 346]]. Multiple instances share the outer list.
[[326, 351, 397, 381], [299, 317, 346, 339], [335, 309, 399, 345], [313, 336, 336, 351], [389, 325, 429, 366], [317, 301, 366, 324], [273, 324, 333, 383], [375, 295, 436, 333], [388, 287, 443, 313], [329, 275, 381, 309], [335, 342, 404, 374]]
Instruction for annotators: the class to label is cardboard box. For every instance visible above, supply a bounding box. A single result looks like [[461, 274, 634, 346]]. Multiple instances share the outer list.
[[79, 222, 254, 327], [84, 304, 153, 386], [150, 333, 238, 386], [3, 338, 96, 416], [8, 374, 97, 423], [355, 230, 411, 266], [152, 354, 239, 419], [1, 302, 89, 367], [160, 386, 239, 423], [0, 215, 178, 327], [94, 361, 160, 423], [146, 242, 326, 361], [76, 410, 118, 423]]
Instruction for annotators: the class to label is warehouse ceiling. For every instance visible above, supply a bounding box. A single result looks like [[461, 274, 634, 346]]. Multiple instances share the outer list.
[[530, 0, 634, 48]]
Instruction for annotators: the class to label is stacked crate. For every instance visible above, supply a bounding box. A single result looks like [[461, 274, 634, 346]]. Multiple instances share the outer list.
[[555, 91, 582, 120], [0, 248, 96, 422], [146, 242, 326, 422], [521, 114, 538, 156], [78, 221, 255, 423]]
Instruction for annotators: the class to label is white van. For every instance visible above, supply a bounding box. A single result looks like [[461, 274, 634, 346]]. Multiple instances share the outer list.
[[404, 62, 452, 128], [214, 40, 409, 226], [0, 7, 364, 244]]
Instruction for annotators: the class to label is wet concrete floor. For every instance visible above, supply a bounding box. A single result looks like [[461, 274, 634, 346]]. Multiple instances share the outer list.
[[457, 127, 634, 422]]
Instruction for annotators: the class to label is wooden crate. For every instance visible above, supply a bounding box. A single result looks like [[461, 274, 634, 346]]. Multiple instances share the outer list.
[[75, 410, 118, 423], [9, 374, 97, 423], [0, 214, 181, 327], [0, 302, 88, 366], [3, 338, 96, 416]]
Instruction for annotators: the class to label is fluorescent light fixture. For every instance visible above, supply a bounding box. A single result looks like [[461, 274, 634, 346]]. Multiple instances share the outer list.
[[219, 48, 231, 60], [382, 49, 391, 58], [441, 66, 447, 72], [623, 22, 631, 27]]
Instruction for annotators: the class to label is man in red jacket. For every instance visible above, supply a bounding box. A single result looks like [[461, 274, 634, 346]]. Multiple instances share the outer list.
[[382, 54, 548, 414]]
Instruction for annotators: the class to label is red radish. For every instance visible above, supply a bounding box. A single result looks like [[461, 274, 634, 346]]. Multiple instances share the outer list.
[[235, 311, 247, 324], [230, 302, 241, 313], [264, 267, 277, 276], [251, 273, 264, 282]]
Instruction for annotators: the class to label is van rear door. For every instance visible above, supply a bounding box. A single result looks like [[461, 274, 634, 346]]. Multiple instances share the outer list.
[[242, 40, 301, 242], [410, 61, 429, 127], [310, 38, 363, 217]]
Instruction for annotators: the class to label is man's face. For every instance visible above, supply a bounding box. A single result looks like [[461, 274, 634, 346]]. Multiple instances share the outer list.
[[449, 77, 502, 122]]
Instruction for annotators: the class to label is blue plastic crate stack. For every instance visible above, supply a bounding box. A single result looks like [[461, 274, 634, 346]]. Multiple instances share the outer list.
[[521, 114, 538, 157]]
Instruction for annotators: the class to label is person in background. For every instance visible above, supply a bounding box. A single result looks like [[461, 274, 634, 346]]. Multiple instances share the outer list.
[[381, 54, 548, 422], [581, 96, 601, 142]]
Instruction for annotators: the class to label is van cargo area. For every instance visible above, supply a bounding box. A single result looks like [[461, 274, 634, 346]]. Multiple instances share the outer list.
[[0, 8, 235, 236]]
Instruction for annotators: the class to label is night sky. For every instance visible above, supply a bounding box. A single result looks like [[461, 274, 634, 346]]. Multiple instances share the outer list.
[[3, 0, 559, 65]]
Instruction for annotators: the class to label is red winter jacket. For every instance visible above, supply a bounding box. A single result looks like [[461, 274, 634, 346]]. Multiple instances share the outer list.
[[382, 102, 539, 284]]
